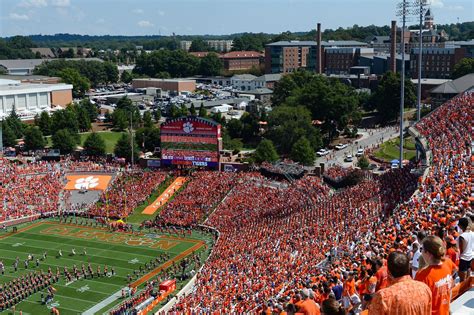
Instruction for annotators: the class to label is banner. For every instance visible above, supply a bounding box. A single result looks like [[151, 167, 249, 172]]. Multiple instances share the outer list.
[[64, 175, 112, 191], [142, 177, 186, 215]]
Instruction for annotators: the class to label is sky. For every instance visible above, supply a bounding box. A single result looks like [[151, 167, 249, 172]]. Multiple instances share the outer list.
[[0, 0, 472, 37]]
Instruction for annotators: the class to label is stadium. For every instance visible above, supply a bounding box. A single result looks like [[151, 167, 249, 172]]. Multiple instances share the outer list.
[[0, 91, 472, 315]]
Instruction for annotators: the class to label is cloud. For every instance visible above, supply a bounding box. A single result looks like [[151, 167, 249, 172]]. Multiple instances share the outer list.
[[446, 5, 463, 10], [51, 0, 71, 7], [9, 13, 30, 20], [429, 0, 444, 8], [133, 9, 144, 14], [138, 20, 154, 28], [18, 0, 47, 8], [96, 18, 105, 24], [158, 10, 165, 16]]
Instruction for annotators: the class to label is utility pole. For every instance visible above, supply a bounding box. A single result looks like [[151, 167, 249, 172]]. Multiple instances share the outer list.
[[0, 117, 3, 157], [130, 111, 134, 168]]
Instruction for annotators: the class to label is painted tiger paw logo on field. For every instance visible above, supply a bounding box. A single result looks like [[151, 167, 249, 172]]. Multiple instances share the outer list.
[[183, 122, 194, 134], [74, 176, 99, 189]]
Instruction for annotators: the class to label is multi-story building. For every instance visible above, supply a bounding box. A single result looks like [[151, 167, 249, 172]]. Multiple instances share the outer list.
[[220, 51, 262, 71], [264, 40, 368, 74], [410, 47, 467, 79], [0, 79, 72, 121], [325, 48, 374, 75], [205, 40, 233, 52], [132, 78, 196, 94], [179, 41, 193, 52]]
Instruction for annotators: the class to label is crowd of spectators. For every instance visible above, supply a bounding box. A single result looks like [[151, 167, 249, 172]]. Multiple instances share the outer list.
[[166, 92, 472, 314], [324, 165, 353, 182], [88, 170, 167, 218], [155, 171, 239, 226]]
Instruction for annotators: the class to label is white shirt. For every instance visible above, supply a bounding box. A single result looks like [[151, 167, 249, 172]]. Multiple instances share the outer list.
[[411, 249, 422, 278], [459, 230, 474, 261]]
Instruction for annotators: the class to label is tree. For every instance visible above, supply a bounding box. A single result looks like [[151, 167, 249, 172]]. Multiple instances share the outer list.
[[23, 126, 46, 151], [52, 129, 76, 154], [112, 109, 129, 131], [103, 61, 119, 83], [5, 106, 25, 139], [142, 111, 154, 128], [199, 103, 207, 117], [189, 38, 210, 52], [152, 110, 161, 122], [226, 118, 243, 139], [35, 111, 52, 135], [50, 107, 79, 136], [452, 57, 474, 79], [267, 106, 322, 155], [357, 155, 370, 169], [76, 106, 91, 132], [290, 136, 315, 165], [78, 98, 98, 122], [369, 72, 416, 123], [120, 70, 133, 83], [59, 68, 90, 98], [189, 103, 197, 116], [114, 133, 139, 162], [135, 127, 161, 152], [199, 53, 223, 76], [254, 139, 279, 163], [1, 123, 17, 147], [83, 132, 106, 157]]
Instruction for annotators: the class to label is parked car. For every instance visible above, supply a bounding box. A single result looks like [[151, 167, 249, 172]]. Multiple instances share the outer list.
[[344, 154, 353, 162], [335, 143, 348, 150], [356, 148, 364, 157], [316, 149, 330, 157]]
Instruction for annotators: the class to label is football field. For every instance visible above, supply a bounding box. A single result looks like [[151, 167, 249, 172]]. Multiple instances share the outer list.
[[0, 220, 206, 315]]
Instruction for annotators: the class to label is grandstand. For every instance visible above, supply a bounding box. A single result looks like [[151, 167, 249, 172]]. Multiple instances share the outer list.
[[0, 91, 472, 314]]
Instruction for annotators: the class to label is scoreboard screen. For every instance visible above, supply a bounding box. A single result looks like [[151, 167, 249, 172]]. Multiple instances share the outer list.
[[160, 117, 221, 168]]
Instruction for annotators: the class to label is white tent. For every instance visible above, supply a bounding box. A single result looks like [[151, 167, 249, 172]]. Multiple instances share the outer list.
[[210, 104, 233, 113], [236, 101, 247, 110]]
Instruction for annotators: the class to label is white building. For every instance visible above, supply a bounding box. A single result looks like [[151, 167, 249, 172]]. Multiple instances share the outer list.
[[0, 79, 73, 121]]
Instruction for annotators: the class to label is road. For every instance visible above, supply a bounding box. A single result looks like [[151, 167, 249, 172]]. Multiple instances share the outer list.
[[314, 122, 412, 168]]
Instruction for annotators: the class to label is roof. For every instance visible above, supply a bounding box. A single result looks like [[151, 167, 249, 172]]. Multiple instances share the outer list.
[[0, 59, 43, 70], [266, 40, 367, 47], [30, 48, 55, 58], [255, 73, 282, 82], [133, 78, 195, 83], [241, 88, 273, 95], [231, 74, 257, 81], [410, 78, 450, 86], [0, 82, 73, 96], [0, 74, 58, 81], [220, 51, 262, 59], [0, 79, 20, 86], [430, 73, 474, 94], [189, 52, 211, 58], [370, 36, 390, 43]]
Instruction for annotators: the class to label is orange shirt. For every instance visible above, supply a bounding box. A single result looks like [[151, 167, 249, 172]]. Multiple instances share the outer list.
[[446, 248, 459, 266], [375, 266, 389, 292], [368, 275, 432, 315], [343, 278, 356, 297], [298, 299, 321, 315], [415, 259, 457, 315], [364, 276, 377, 294]]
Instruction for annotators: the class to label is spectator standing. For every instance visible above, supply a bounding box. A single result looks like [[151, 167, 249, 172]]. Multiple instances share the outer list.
[[415, 236, 457, 315], [369, 252, 432, 315], [457, 217, 473, 281]]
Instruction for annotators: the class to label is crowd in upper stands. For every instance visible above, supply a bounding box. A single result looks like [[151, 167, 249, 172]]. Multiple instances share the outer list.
[[0, 91, 472, 314], [162, 92, 473, 314]]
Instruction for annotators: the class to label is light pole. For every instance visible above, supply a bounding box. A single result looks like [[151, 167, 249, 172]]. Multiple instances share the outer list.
[[397, 0, 409, 169], [416, 0, 428, 122], [130, 110, 134, 168]]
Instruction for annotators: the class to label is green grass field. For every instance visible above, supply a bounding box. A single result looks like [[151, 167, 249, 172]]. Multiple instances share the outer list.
[[0, 220, 206, 315], [373, 136, 417, 162], [46, 131, 124, 154]]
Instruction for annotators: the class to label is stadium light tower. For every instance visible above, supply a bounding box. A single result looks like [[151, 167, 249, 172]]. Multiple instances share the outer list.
[[415, 0, 429, 122], [396, 0, 416, 169]]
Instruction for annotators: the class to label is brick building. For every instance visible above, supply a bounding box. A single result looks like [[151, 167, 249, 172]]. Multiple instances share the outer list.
[[132, 78, 196, 94], [220, 51, 263, 71], [410, 47, 467, 79], [325, 48, 374, 75]]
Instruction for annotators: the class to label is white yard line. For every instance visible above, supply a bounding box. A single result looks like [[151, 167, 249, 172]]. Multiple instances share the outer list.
[[82, 288, 125, 315]]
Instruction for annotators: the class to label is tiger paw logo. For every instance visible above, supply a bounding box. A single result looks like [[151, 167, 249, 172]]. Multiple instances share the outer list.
[[183, 122, 194, 134], [74, 176, 99, 189]]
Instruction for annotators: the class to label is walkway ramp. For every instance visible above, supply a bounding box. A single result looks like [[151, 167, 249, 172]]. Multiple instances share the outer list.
[[141, 177, 187, 215]]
